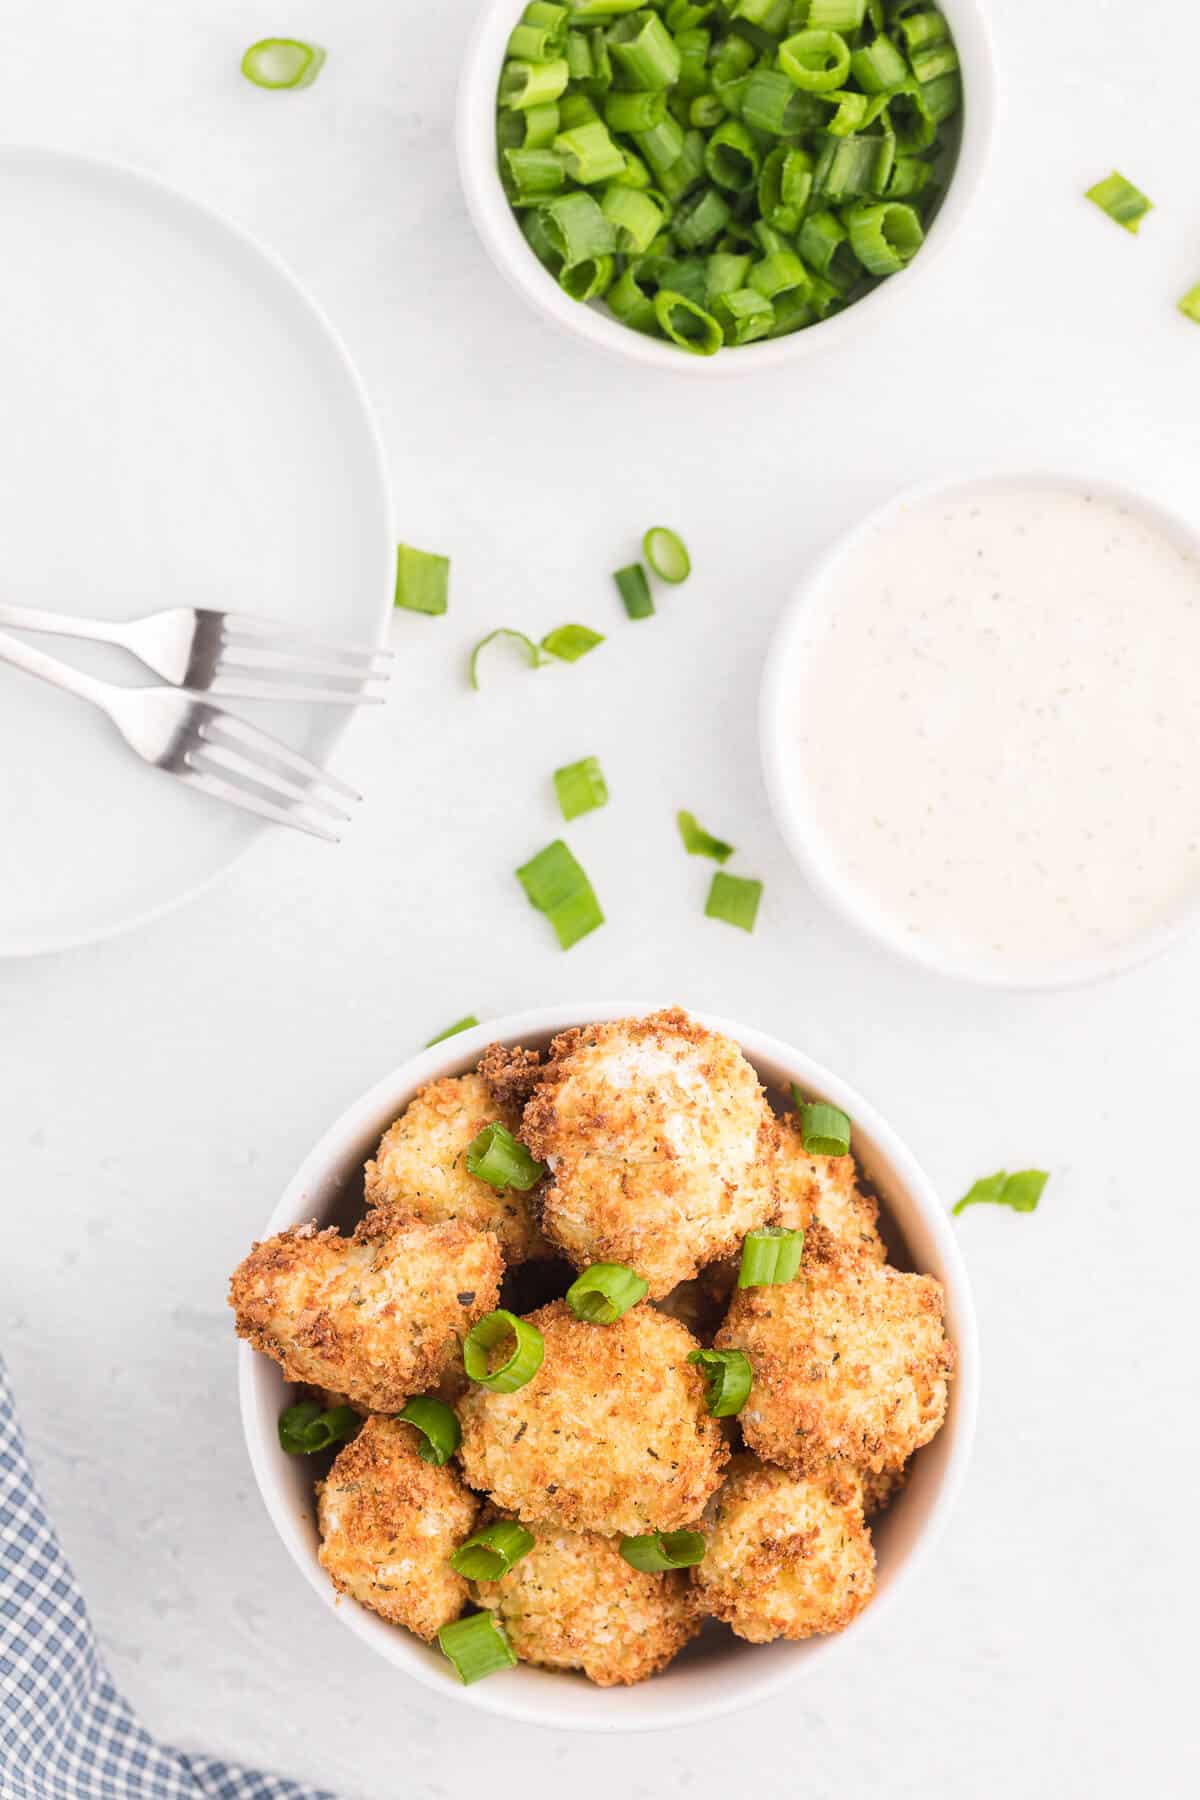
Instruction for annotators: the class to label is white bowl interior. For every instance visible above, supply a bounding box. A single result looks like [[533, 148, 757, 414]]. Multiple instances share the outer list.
[[456, 0, 998, 375], [761, 470, 1200, 991], [239, 1004, 978, 1731]]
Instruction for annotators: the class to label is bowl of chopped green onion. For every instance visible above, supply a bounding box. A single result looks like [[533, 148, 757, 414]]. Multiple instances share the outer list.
[[238, 1003, 977, 1728], [458, 1, 995, 368]]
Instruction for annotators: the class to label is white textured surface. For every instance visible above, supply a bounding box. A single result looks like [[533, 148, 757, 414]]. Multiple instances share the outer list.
[[0, 2, 1196, 1796]]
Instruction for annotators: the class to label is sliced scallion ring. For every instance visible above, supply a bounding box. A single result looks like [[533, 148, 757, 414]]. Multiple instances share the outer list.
[[554, 756, 608, 821], [643, 527, 691, 584], [1085, 171, 1153, 235], [469, 628, 544, 690], [241, 39, 326, 91], [565, 1262, 649, 1324], [277, 1400, 358, 1456], [619, 1530, 706, 1572], [465, 1123, 546, 1192], [516, 839, 605, 949], [397, 1397, 461, 1467], [705, 871, 763, 932], [437, 1611, 517, 1684], [450, 1519, 536, 1581], [953, 1169, 1049, 1217], [395, 543, 449, 615], [614, 563, 654, 619], [687, 1348, 752, 1418], [677, 811, 734, 864], [463, 1310, 545, 1393], [541, 623, 605, 662], [791, 1090, 853, 1158], [738, 1226, 805, 1289]]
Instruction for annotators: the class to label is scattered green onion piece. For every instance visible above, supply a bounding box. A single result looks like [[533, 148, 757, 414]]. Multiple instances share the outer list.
[[277, 1401, 358, 1456], [425, 1015, 479, 1047], [608, 11, 683, 91], [501, 57, 570, 110], [1179, 283, 1200, 323], [604, 89, 667, 134], [674, 185, 733, 249], [849, 33, 907, 91], [516, 839, 605, 948], [559, 90, 600, 128], [451, 1520, 536, 1581], [749, 249, 809, 301], [634, 115, 686, 180], [510, 22, 564, 62], [771, 286, 818, 336], [741, 69, 822, 135], [397, 1397, 461, 1466], [466, 1122, 546, 1192], [601, 185, 666, 253], [614, 562, 654, 620], [503, 147, 566, 203], [608, 263, 658, 331], [566, 1262, 649, 1324], [520, 101, 562, 149], [921, 71, 961, 125], [814, 132, 891, 201], [953, 1169, 1049, 1217], [463, 1309, 546, 1392], [522, 208, 564, 272], [822, 89, 871, 135], [738, 1226, 804, 1288], [554, 755, 608, 821], [657, 128, 708, 203], [677, 810, 734, 862], [560, 253, 615, 300], [619, 1531, 706, 1572], [643, 527, 691, 584], [793, 1093, 853, 1157], [799, 209, 859, 287], [706, 251, 752, 302], [394, 543, 449, 616], [469, 628, 543, 690], [885, 156, 932, 199], [705, 120, 761, 193], [437, 1612, 517, 1685], [542, 191, 618, 264], [845, 200, 924, 274], [688, 1348, 753, 1418], [676, 27, 713, 100], [241, 39, 326, 91], [541, 622, 605, 662], [690, 93, 727, 129], [655, 289, 723, 354], [705, 870, 763, 930], [1085, 172, 1153, 235], [565, 30, 593, 81], [888, 81, 938, 150], [555, 120, 626, 183], [778, 29, 852, 95]]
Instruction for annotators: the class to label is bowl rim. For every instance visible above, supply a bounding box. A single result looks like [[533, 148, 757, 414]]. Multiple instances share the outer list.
[[237, 1001, 979, 1732], [759, 467, 1200, 991], [454, 0, 999, 377]]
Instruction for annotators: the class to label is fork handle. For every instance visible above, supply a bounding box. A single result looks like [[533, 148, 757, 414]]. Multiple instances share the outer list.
[[0, 627, 118, 715], [0, 602, 129, 647]]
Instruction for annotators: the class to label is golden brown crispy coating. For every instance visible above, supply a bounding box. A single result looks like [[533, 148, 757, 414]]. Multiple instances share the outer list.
[[692, 1455, 875, 1643], [456, 1302, 728, 1535], [715, 1224, 953, 1476], [474, 1520, 701, 1685], [228, 1207, 502, 1414], [364, 1073, 552, 1262], [861, 1460, 908, 1519], [317, 1418, 477, 1641], [520, 1009, 777, 1298], [478, 1042, 544, 1112], [773, 1114, 886, 1262]]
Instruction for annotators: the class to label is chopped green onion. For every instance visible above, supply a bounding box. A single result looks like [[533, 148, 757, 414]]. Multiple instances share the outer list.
[[615, 562, 654, 620], [643, 526, 691, 584], [604, 89, 667, 134], [807, 0, 866, 28], [705, 120, 760, 193], [654, 289, 723, 354], [601, 184, 666, 252], [463, 1309, 546, 1392], [541, 622, 605, 662], [792, 1091, 853, 1158], [687, 1347, 753, 1417], [559, 254, 614, 300], [677, 810, 734, 863], [469, 628, 543, 690], [849, 33, 907, 91], [465, 1122, 546, 1192], [619, 1531, 706, 1572], [516, 839, 605, 948], [451, 1520, 536, 1581], [437, 1612, 517, 1685], [607, 11, 683, 91], [542, 191, 617, 263], [394, 543, 449, 616], [241, 39, 326, 91], [778, 30, 853, 95], [425, 1015, 480, 1046], [500, 58, 571, 110], [555, 120, 626, 184], [910, 41, 959, 83], [738, 1226, 804, 1288], [1085, 172, 1153, 235], [502, 147, 566, 203], [554, 755, 608, 821], [705, 870, 762, 931], [897, 9, 948, 53], [953, 1169, 1049, 1218], [397, 1397, 461, 1466], [565, 1262, 649, 1324], [674, 185, 733, 250], [845, 200, 924, 274], [277, 1400, 358, 1455], [1179, 283, 1200, 323]]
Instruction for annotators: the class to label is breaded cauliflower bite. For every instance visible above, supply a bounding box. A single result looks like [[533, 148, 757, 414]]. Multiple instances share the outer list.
[[474, 1520, 701, 1685], [520, 1009, 777, 1297], [774, 1114, 886, 1262], [228, 1206, 502, 1413], [693, 1456, 875, 1643], [715, 1224, 953, 1475], [456, 1302, 728, 1535], [364, 1073, 552, 1263], [317, 1418, 477, 1641], [861, 1460, 907, 1519]]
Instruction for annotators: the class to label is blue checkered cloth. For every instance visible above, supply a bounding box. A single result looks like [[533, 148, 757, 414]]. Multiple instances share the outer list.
[[0, 1354, 335, 1800]]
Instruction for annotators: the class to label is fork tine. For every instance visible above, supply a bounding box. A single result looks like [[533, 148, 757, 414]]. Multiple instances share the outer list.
[[220, 612, 394, 669], [199, 713, 362, 803], [207, 675, 388, 705], [176, 765, 342, 843], [187, 745, 353, 823], [216, 645, 394, 680]]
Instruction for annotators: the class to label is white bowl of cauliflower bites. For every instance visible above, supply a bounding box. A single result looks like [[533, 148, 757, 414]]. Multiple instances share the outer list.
[[234, 1005, 977, 1731]]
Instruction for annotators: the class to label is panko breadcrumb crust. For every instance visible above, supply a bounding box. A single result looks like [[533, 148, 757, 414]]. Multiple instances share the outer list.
[[716, 1223, 954, 1476], [519, 1008, 778, 1297], [773, 1113, 887, 1262], [317, 1418, 477, 1641], [227, 1207, 502, 1414], [456, 1301, 729, 1536], [364, 1072, 553, 1262], [474, 1519, 702, 1685], [692, 1456, 875, 1643], [478, 1041, 545, 1112]]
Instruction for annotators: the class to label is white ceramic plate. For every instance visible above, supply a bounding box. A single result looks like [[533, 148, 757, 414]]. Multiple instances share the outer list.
[[0, 148, 392, 957]]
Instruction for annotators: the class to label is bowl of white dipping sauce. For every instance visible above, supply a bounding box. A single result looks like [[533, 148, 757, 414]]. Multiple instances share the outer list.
[[761, 472, 1200, 988]]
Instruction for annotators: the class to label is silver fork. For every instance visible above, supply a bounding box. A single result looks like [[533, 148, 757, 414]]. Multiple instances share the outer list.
[[0, 603, 391, 703], [0, 629, 357, 842]]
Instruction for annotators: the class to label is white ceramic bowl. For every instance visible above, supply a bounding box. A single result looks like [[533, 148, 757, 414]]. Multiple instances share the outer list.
[[456, 1, 997, 375], [760, 470, 1200, 991], [238, 1002, 977, 1731]]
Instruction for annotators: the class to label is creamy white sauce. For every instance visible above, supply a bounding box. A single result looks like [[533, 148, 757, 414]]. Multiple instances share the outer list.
[[788, 482, 1200, 971]]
